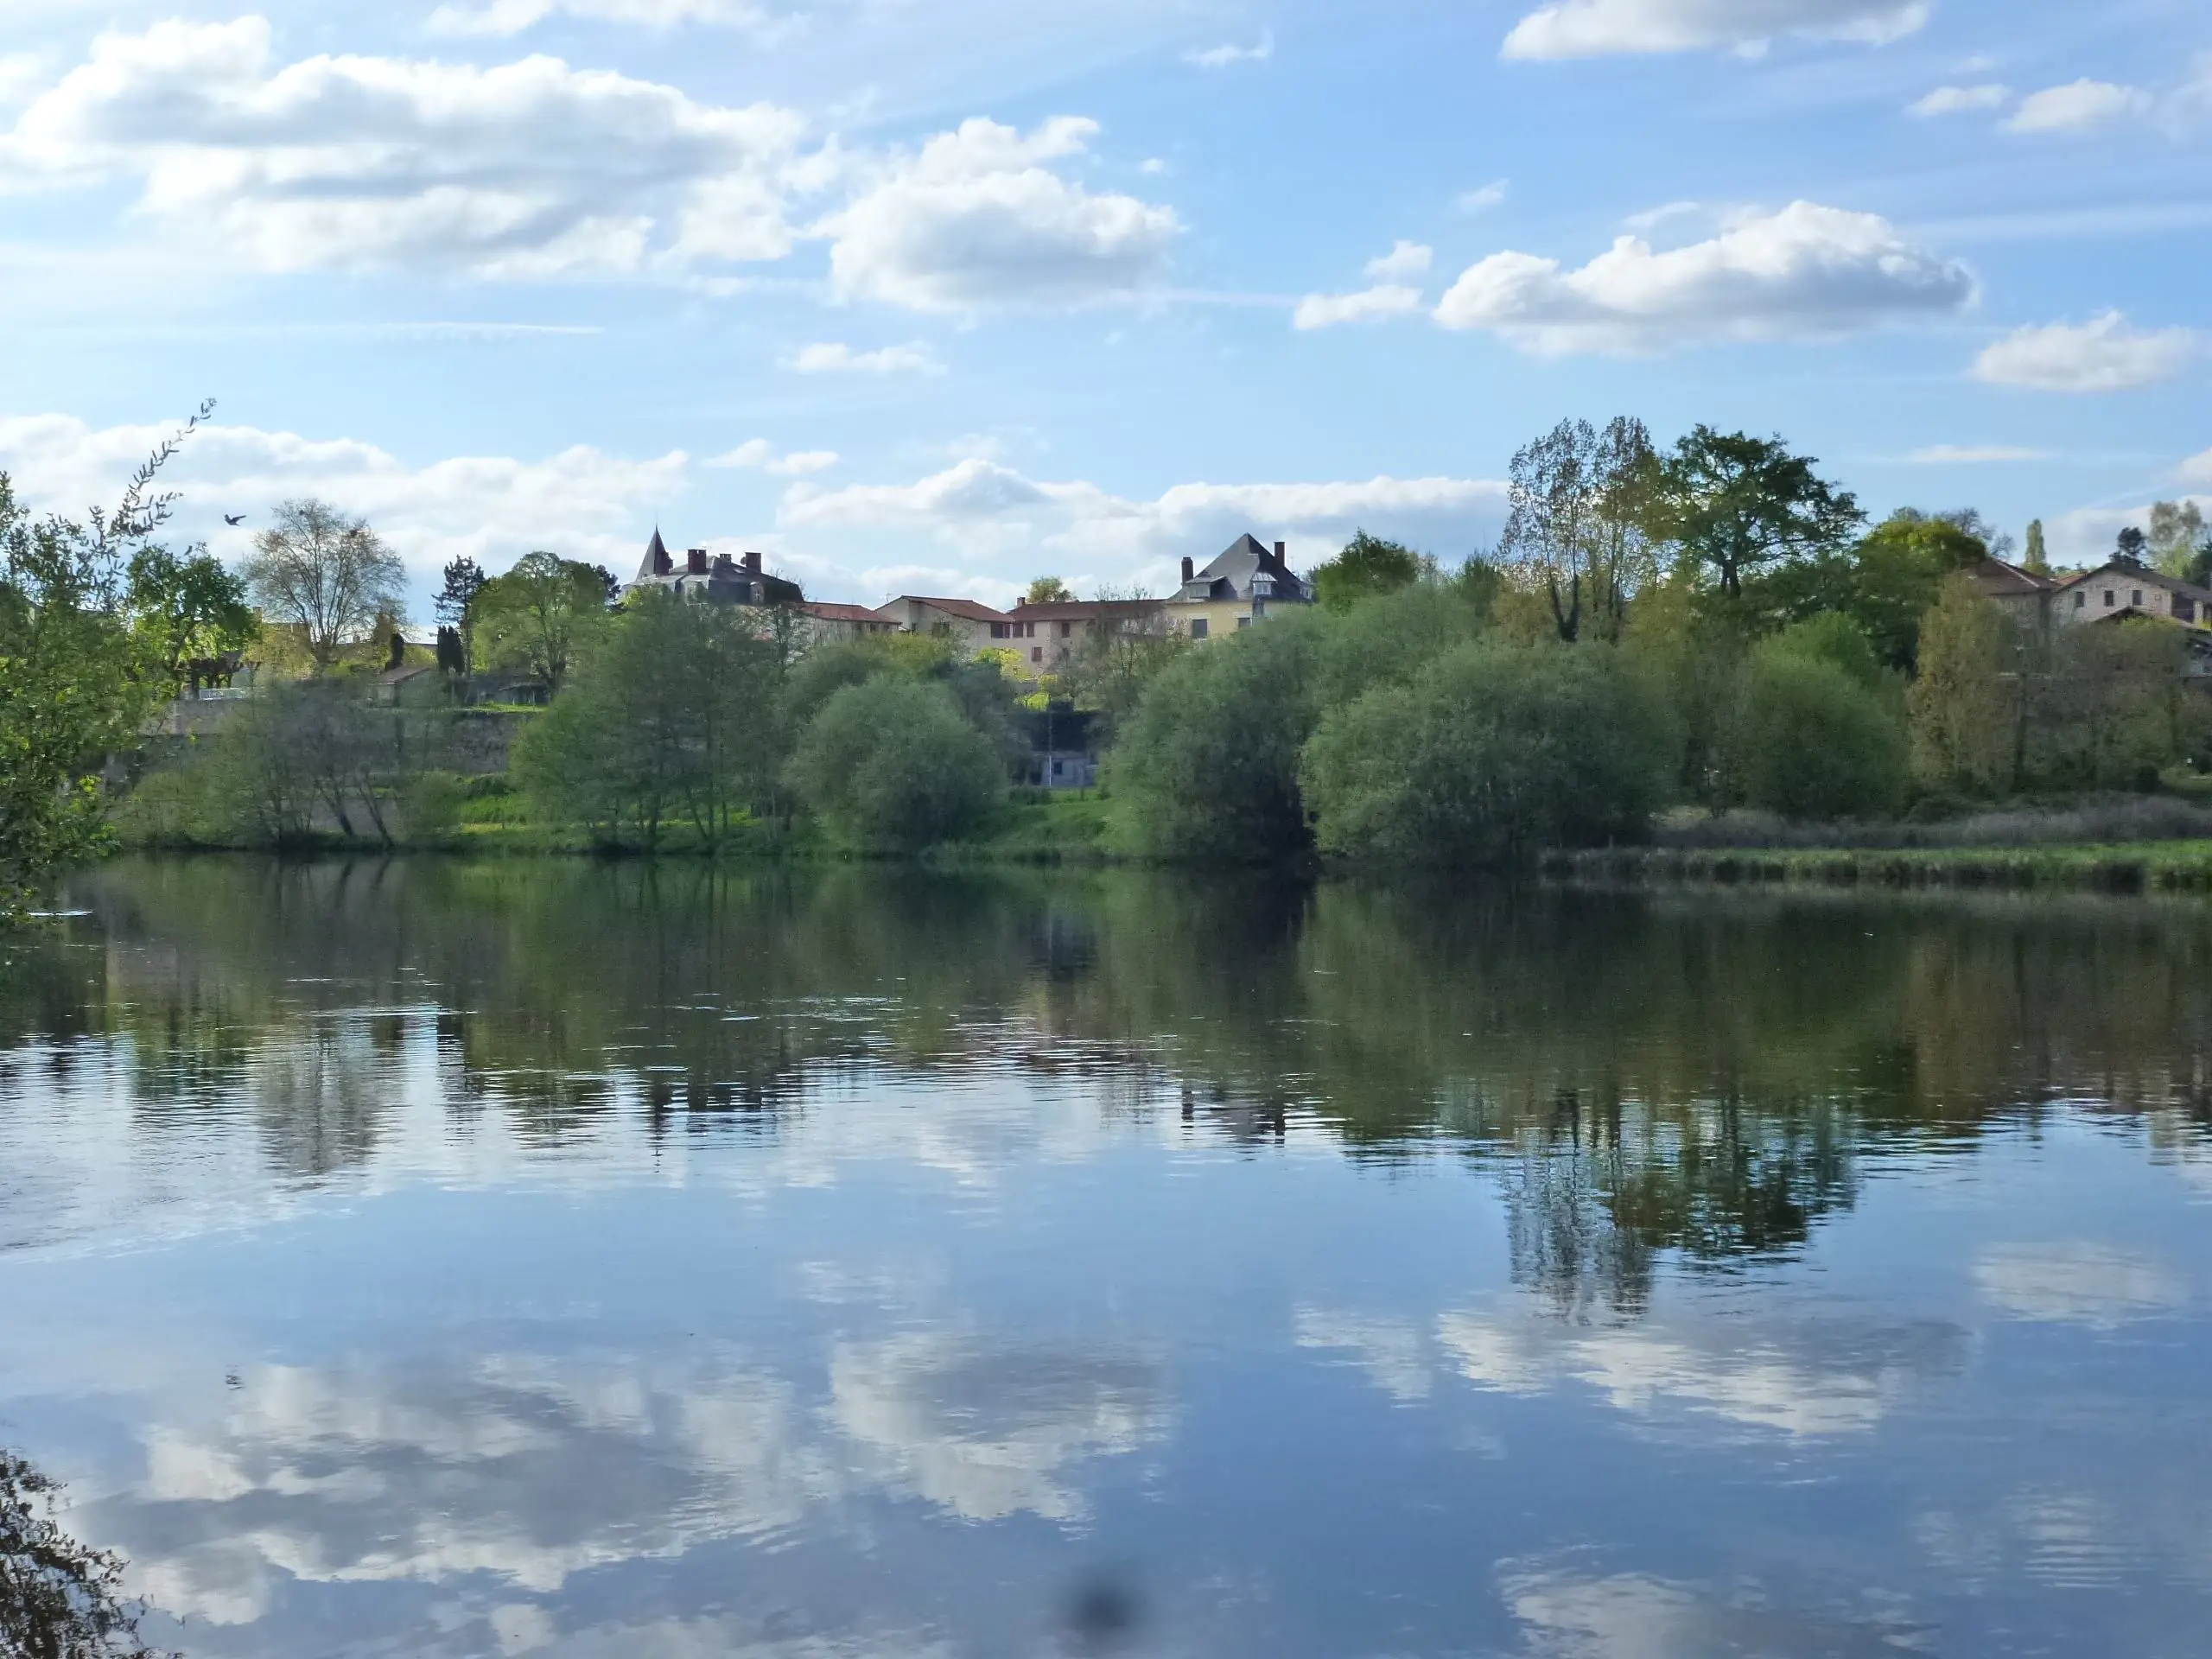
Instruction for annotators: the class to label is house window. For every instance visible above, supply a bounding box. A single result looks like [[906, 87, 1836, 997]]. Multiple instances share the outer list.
[[1058, 620, 1072, 638], [2133, 590, 2144, 607], [1236, 615, 1251, 629], [1031, 646, 1043, 663], [1190, 619, 1208, 639], [2177, 596, 2197, 623], [990, 622, 1007, 639], [2075, 591, 2087, 609], [2105, 590, 2116, 607]]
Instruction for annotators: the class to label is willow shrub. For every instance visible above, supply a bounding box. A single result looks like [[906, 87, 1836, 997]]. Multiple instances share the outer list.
[[785, 674, 1006, 852], [1734, 638, 1908, 821], [1106, 613, 1323, 861], [1300, 642, 1676, 866]]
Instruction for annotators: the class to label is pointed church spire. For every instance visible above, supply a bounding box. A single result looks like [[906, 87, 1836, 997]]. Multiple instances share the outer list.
[[637, 526, 671, 582]]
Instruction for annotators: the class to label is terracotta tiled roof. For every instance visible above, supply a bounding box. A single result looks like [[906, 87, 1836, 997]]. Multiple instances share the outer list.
[[1970, 557, 2055, 596], [882, 596, 1009, 623], [804, 601, 892, 624], [1006, 599, 1164, 621]]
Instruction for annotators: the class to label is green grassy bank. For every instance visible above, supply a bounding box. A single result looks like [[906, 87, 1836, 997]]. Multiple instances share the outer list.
[[1547, 839, 2212, 893]]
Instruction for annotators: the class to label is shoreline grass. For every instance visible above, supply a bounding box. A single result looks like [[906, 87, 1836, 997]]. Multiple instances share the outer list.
[[1547, 839, 2212, 893]]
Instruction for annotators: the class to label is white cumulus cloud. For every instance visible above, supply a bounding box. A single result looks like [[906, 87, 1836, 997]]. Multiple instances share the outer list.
[[0, 412, 683, 594], [821, 116, 1178, 313], [1457, 178, 1510, 213], [1910, 83, 2010, 118], [1364, 239, 1434, 281], [787, 340, 944, 375], [1502, 0, 1929, 60], [1185, 32, 1274, 69], [708, 437, 838, 474], [1433, 200, 1974, 355], [1973, 312, 2200, 392], [777, 456, 1505, 585], [1293, 284, 1425, 329], [427, 0, 784, 37], [2004, 79, 2152, 134], [2180, 448, 2212, 486], [0, 17, 817, 278]]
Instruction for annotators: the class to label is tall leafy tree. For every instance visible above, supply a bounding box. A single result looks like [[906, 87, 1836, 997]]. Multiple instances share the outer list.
[[1499, 416, 1658, 641], [1649, 426, 1863, 599], [2149, 500, 2206, 578], [1024, 576, 1073, 604], [126, 543, 256, 692], [473, 550, 612, 694], [240, 499, 406, 671], [2023, 518, 2050, 575], [1501, 418, 1599, 642], [1311, 531, 1424, 613]]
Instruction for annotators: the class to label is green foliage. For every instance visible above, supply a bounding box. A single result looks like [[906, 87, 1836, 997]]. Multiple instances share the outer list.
[[1307, 576, 1497, 712], [1650, 426, 1864, 598], [401, 770, 467, 842], [1024, 575, 1073, 604], [2150, 500, 2205, 577], [1734, 640, 1907, 821], [1107, 613, 1322, 860], [2023, 518, 2049, 576], [1301, 641, 1675, 864], [1759, 611, 1889, 695], [1311, 531, 1424, 613], [475, 550, 613, 693], [1908, 575, 2019, 796], [0, 477, 167, 915], [513, 592, 779, 849], [785, 674, 1007, 851], [125, 543, 256, 690], [1760, 510, 1989, 672]]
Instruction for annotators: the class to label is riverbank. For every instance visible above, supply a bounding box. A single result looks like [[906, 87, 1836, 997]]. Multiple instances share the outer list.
[[115, 780, 1129, 866], [1548, 839, 2212, 893]]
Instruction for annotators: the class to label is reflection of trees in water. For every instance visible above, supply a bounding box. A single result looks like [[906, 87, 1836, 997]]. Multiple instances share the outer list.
[[1459, 1084, 1858, 1317], [1, 1447, 171, 1659], [48, 860, 2212, 1290], [249, 1014, 405, 1178]]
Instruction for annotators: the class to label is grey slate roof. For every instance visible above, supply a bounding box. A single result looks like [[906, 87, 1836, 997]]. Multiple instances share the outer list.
[[1174, 533, 1311, 603], [633, 528, 671, 582]]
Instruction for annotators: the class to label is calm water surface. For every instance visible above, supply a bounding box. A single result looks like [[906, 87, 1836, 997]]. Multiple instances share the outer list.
[[3, 858, 2211, 1657]]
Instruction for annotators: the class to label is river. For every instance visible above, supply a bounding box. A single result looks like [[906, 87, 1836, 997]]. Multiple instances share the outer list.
[[3, 857, 2209, 1656]]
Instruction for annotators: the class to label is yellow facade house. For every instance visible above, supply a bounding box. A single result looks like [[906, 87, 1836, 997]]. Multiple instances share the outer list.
[[1164, 534, 1315, 640]]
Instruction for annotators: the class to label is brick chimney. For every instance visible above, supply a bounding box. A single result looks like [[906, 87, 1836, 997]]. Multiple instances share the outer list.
[[712, 552, 737, 576], [1273, 540, 1286, 562], [1180, 556, 1194, 584], [743, 550, 762, 575], [686, 547, 708, 575]]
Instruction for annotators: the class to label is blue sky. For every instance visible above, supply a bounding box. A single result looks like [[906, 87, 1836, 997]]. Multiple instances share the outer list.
[[1, 0, 2207, 613]]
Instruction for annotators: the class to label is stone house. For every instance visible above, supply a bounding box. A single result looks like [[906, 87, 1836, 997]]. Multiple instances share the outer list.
[[626, 531, 804, 607], [799, 601, 901, 644], [1964, 557, 2061, 632], [871, 595, 1012, 655], [995, 597, 1168, 671], [2053, 558, 2212, 632]]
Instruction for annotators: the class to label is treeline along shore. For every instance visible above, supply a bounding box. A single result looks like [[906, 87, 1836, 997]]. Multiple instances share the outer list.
[[10, 410, 2212, 914]]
